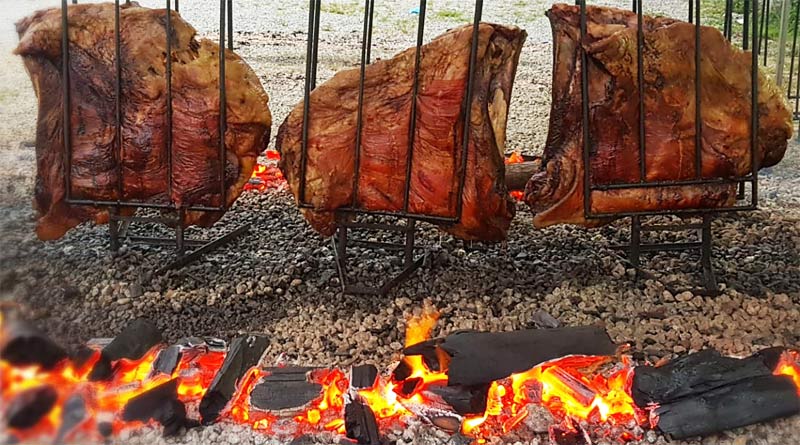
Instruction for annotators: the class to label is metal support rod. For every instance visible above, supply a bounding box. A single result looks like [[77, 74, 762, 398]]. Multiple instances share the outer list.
[[777, 0, 791, 85], [176, 208, 186, 257], [351, 0, 376, 207], [701, 214, 718, 295], [788, 0, 800, 104], [636, 0, 646, 182], [114, 0, 124, 204], [579, 0, 592, 218], [454, 0, 483, 220], [752, 0, 761, 206], [166, 0, 174, 201], [109, 208, 120, 253], [227, 0, 233, 51], [744, 0, 751, 50], [404, 219, 416, 267], [402, 0, 427, 212], [694, 0, 703, 178], [218, 0, 228, 210], [157, 224, 250, 275], [62, 0, 73, 201], [298, 0, 320, 204], [175, 0, 179, 13]]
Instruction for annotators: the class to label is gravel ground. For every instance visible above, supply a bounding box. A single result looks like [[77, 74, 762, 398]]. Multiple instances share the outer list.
[[1, 1, 799, 445]]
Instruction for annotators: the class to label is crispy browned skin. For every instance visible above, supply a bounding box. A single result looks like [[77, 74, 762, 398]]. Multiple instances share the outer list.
[[15, 3, 271, 241], [525, 4, 792, 228], [277, 24, 526, 241]]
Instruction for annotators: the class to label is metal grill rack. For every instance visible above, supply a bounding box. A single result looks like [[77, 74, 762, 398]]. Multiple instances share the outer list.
[[579, 0, 761, 295], [298, 0, 485, 295], [61, 0, 247, 274]]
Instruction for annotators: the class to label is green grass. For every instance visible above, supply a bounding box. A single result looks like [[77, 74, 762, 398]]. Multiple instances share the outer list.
[[321, 2, 361, 16], [434, 9, 470, 22]]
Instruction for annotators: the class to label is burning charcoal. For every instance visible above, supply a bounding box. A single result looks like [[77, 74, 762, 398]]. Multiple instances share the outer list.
[[89, 318, 163, 381], [750, 346, 792, 371], [655, 375, 800, 439], [122, 378, 187, 437], [153, 344, 182, 376], [404, 326, 616, 387], [631, 349, 773, 407], [5, 385, 58, 429], [344, 398, 381, 445], [0, 319, 67, 369], [350, 364, 379, 390], [549, 422, 590, 445], [53, 394, 87, 445], [199, 335, 268, 424], [250, 367, 323, 412], [426, 384, 489, 416], [531, 310, 561, 329]]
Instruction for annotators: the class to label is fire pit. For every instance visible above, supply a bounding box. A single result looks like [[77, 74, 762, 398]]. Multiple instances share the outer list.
[[2, 311, 800, 445]]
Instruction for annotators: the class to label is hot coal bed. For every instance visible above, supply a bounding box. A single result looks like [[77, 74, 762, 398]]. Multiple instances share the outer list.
[[1, 312, 800, 445]]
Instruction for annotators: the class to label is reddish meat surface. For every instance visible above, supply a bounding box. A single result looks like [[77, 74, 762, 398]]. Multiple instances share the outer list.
[[524, 4, 792, 227], [16, 3, 271, 240], [277, 24, 526, 241]]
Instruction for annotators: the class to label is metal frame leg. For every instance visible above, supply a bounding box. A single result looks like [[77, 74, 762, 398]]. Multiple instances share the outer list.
[[332, 213, 426, 296], [700, 214, 719, 296]]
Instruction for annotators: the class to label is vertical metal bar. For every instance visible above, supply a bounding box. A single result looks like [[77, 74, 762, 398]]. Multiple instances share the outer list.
[[166, 0, 174, 203], [723, 0, 731, 39], [689, 0, 694, 23], [402, 0, 427, 212], [176, 208, 186, 257], [759, 0, 768, 63], [580, 0, 592, 218], [109, 209, 120, 253], [335, 224, 348, 289], [311, 0, 321, 90], [299, 0, 319, 204], [694, 0, 703, 178], [764, 0, 771, 66], [752, 0, 761, 206], [777, 0, 790, 86], [365, 0, 375, 64], [700, 214, 717, 295], [351, 0, 375, 207], [404, 219, 416, 267], [744, 0, 751, 50], [71, 0, 77, 3], [455, 0, 483, 220], [789, 0, 800, 103], [62, 0, 73, 201], [114, 0, 123, 204], [636, 0, 646, 182], [218, 0, 227, 210], [227, 0, 233, 51], [629, 216, 641, 269], [174, 0, 179, 13]]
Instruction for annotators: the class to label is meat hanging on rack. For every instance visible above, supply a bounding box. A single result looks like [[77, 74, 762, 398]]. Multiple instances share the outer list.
[[15, 3, 272, 241], [524, 4, 793, 228], [276, 23, 527, 242]]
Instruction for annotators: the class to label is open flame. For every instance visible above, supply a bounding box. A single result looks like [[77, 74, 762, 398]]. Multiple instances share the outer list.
[[3, 312, 800, 444], [244, 150, 286, 192]]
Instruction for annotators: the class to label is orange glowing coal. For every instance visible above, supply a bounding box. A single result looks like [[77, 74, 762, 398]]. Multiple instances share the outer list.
[[505, 151, 525, 201], [775, 350, 800, 396], [245, 150, 286, 192]]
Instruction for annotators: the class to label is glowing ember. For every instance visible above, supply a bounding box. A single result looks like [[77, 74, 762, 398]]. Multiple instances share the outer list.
[[505, 151, 525, 201], [775, 350, 800, 396], [244, 150, 286, 192]]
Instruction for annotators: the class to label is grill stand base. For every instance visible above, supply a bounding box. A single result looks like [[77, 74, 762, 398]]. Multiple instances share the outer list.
[[108, 208, 249, 276], [333, 211, 425, 296], [619, 214, 719, 296]]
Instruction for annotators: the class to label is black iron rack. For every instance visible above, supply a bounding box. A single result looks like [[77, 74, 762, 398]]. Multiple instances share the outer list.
[[299, 0, 485, 295], [579, 0, 761, 295], [60, 0, 247, 274]]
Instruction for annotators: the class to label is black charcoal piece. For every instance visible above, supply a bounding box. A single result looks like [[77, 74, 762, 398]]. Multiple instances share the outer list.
[[5, 385, 58, 429], [391, 359, 413, 382], [0, 319, 66, 369], [345, 398, 381, 445], [250, 367, 323, 411], [122, 378, 187, 437], [632, 349, 773, 407], [427, 384, 489, 416], [404, 326, 616, 387], [350, 364, 379, 390], [89, 318, 163, 381], [655, 375, 800, 439], [153, 345, 182, 376], [199, 335, 268, 424], [97, 421, 113, 438]]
